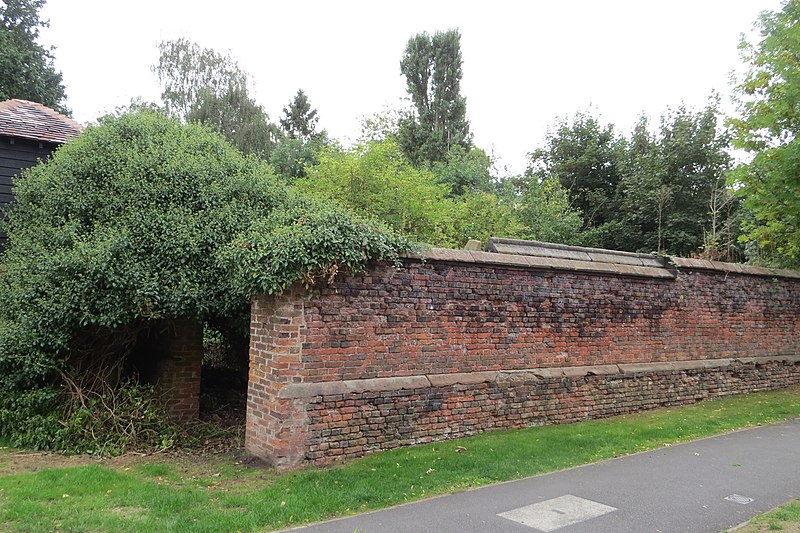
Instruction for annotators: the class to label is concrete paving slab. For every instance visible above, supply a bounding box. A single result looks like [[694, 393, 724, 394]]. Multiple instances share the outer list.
[[498, 494, 617, 531]]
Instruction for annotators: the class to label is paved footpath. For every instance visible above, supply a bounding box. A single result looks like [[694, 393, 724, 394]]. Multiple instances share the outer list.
[[281, 418, 800, 533]]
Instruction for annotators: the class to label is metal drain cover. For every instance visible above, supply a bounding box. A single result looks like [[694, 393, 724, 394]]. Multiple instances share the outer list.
[[725, 494, 754, 505]]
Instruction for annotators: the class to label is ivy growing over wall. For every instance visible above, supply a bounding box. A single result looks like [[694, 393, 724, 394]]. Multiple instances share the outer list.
[[0, 110, 410, 450]]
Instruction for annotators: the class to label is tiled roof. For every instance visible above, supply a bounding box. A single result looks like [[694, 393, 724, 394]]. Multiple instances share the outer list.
[[0, 99, 82, 144]]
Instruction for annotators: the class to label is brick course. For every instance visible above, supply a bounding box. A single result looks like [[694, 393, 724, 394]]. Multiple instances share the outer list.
[[153, 319, 204, 421], [246, 255, 800, 467]]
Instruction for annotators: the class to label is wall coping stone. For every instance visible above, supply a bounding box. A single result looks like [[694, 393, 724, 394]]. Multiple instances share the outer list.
[[405, 248, 676, 279], [276, 356, 800, 399], [400, 246, 800, 281], [667, 256, 800, 279], [487, 238, 667, 268]]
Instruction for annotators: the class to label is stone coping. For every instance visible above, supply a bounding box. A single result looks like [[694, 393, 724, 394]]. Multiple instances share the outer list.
[[487, 238, 667, 268], [278, 355, 800, 399], [400, 247, 800, 281], [404, 248, 676, 279], [668, 256, 800, 279]]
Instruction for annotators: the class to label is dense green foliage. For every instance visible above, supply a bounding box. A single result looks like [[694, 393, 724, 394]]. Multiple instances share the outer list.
[[431, 145, 494, 196], [619, 105, 734, 256], [529, 112, 624, 230], [508, 176, 585, 245], [0, 0, 68, 113], [296, 138, 454, 245], [153, 38, 280, 158], [270, 89, 329, 181], [729, 0, 800, 267], [295, 138, 526, 247], [399, 29, 471, 166], [530, 103, 736, 257], [0, 111, 410, 449]]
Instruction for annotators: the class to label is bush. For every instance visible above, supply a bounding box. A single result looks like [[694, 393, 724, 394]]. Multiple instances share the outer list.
[[0, 110, 411, 451]]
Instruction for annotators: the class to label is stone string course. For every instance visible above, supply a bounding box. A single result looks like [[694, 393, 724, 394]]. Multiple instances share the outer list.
[[245, 248, 800, 467], [302, 359, 800, 463]]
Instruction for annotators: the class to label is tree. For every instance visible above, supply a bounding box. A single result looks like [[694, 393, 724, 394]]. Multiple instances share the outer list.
[[431, 145, 494, 197], [271, 89, 327, 181], [652, 103, 733, 256], [527, 112, 624, 232], [616, 105, 734, 256], [279, 89, 319, 141], [447, 190, 526, 247], [399, 29, 472, 166], [296, 138, 523, 247], [188, 85, 281, 159], [529, 103, 735, 256], [296, 139, 454, 245], [0, 110, 409, 449], [729, 0, 800, 266], [0, 0, 68, 114], [153, 38, 279, 157], [501, 176, 584, 245]]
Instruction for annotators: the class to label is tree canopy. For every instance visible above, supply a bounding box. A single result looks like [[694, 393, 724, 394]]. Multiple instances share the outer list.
[[528, 103, 736, 258], [399, 29, 471, 166], [153, 38, 280, 158], [729, 0, 800, 266], [528, 112, 624, 230], [279, 89, 320, 141], [0, 0, 68, 114], [270, 89, 329, 181]]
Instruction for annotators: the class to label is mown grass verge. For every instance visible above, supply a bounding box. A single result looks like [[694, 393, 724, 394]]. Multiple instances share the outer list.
[[734, 498, 800, 532], [1, 387, 799, 532]]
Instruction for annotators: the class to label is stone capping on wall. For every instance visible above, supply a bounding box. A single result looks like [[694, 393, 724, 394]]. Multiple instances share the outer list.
[[277, 355, 800, 399], [404, 248, 676, 279], [668, 256, 800, 280], [487, 237, 667, 268], [401, 240, 800, 281]]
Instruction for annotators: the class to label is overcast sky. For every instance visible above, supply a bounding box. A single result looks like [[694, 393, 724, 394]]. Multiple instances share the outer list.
[[40, 0, 782, 175]]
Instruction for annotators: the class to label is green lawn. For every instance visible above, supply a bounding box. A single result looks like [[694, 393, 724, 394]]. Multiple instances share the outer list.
[[735, 498, 800, 532], [1, 387, 799, 532]]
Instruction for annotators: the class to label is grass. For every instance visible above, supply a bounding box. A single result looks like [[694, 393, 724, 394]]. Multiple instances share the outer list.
[[1, 387, 799, 532], [735, 499, 800, 532]]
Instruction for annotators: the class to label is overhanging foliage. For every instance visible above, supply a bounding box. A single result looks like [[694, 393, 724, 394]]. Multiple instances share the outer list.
[[0, 110, 411, 449]]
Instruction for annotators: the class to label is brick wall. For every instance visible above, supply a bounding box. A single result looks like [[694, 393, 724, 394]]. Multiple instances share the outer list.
[[246, 252, 800, 467], [153, 319, 204, 421]]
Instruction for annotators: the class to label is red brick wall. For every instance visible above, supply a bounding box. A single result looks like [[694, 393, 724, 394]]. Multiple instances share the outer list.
[[154, 319, 204, 421], [246, 257, 800, 467], [246, 291, 310, 465], [302, 360, 800, 462]]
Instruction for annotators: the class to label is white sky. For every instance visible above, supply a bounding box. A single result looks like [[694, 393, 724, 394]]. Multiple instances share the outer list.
[[40, 0, 781, 175]]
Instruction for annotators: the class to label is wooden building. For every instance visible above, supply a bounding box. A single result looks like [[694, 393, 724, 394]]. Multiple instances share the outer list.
[[0, 99, 83, 246]]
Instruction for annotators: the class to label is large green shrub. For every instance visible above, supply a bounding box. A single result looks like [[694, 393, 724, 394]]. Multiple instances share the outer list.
[[0, 110, 410, 450]]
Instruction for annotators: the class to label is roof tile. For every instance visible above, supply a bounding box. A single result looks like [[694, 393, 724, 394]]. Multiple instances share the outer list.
[[0, 99, 82, 144]]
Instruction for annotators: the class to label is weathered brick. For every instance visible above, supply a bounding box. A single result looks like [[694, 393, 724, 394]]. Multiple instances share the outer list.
[[246, 258, 800, 467]]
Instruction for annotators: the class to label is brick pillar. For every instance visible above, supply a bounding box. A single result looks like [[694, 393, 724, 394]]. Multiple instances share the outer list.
[[154, 319, 203, 421], [246, 288, 309, 468]]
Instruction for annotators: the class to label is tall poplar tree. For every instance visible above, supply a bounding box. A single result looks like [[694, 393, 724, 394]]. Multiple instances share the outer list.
[[398, 29, 471, 166]]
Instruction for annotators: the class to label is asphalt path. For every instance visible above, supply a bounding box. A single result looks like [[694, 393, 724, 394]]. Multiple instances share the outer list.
[[280, 418, 800, 533]]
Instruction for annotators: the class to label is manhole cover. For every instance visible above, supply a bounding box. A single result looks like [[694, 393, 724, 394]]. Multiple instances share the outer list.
[[725, 494, 754, 505]]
